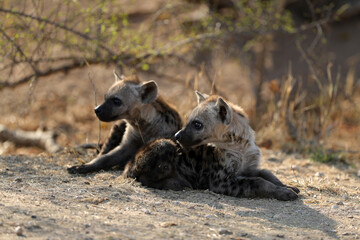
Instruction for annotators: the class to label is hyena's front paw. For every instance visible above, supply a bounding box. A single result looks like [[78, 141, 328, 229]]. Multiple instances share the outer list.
[[275, 187, 298, 201], [67, 165, 91, 174], [286, 185, 300, 194]]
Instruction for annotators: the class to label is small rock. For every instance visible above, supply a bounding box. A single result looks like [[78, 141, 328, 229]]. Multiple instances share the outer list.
[[154, 202, 162, 206], [144, 210, 151, 215], [160, 222, 177, 228], [336, 201, 344, 206], [205, 215, 213, 218], [146, 224, 155, 229], [219, 229, 232, 235], [315, 172, 324, 177], [357, 170, 360, 177], [344, 195, 349, 201], [276, 234, 285, 238], [15, 226, 24, 236], [273, 213, 283, 219], [331, 204, 339, 209], [14, 178, 22, 183], [84, 181, 90, 185], [267, 157, 280, 162], [112, 193, 120, 198], [31, 215, 37, 219], [291, 165, 299, 171], [0, 222, 3, 226], [238, 233, 248, 237], [85, 224, 91, 228]]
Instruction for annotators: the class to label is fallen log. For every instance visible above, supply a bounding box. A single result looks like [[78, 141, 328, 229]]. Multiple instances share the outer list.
[[0, 125, 62, 153]]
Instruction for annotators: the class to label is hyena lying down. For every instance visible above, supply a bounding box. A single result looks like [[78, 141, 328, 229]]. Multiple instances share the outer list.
[[68, 73, 182, 174], [123, 92, 299, 201]]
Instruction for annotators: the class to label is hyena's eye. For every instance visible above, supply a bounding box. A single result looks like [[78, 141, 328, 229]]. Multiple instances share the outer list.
[[192, 120, 203, 130], [112, 97, 122, 106]]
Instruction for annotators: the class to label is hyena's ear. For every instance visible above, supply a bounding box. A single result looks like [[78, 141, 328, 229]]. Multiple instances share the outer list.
[[113, 70, 124, 82], [195, 91, 209, 105], [139, 80, 158, 104], [215, 97, 231, 125]]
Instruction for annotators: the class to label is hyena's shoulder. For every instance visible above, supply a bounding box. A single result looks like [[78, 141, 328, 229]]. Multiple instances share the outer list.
[[152, 96, 182, 130]]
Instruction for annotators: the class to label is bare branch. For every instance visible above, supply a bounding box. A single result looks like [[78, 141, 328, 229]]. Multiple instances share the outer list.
[[0, 58, 103, 89]]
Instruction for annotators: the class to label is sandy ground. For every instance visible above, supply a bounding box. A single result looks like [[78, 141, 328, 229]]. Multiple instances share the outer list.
[[1, 149, 359, 240]]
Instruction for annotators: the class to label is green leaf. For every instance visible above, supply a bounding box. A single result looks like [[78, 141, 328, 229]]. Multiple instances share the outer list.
[[141, 63, 150, 71]]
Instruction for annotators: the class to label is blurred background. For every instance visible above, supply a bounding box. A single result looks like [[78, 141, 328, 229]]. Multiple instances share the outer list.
[[0, 0, 359, 167]]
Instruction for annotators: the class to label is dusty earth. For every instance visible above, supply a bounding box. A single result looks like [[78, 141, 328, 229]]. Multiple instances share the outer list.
[[0, 148, 359, 240]]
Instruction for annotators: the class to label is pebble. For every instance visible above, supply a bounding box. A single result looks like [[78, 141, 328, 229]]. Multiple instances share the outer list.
[[112, 193, 120, 198], [315, 172, 324, 177], [144, 210, 151, 215], [291, 165, 299, 171], [205, 215, 213, 218], [267, 157, 280, 162], [15, 226, 24, 236], [219, 229, 232, 235], [344, 195, 349, 201], [273, 213, 284, 219], [357, 170, 360, 177], [154, 202, 162, 206], [336, 201, 344, 206], [14, 178, 22, 183], [0, 222, 3, 226], [276, 234, 285, 238], [331, 204, 339, 209]]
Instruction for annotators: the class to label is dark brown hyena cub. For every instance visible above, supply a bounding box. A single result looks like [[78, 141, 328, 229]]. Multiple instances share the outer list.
[[67, 72, 182, 174], [123, 91, 299, 201]]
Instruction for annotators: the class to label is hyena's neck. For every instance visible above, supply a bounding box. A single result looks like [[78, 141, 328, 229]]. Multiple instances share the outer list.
[[212, 111, 261, 170], [127, 103, 158, 127], [214, 111, 255, 150], [127, 97, 180, 130]]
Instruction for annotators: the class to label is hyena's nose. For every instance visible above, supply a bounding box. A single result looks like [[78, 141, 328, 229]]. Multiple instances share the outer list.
[[175, 130, 182, 140], [94, 105, 102, 114]]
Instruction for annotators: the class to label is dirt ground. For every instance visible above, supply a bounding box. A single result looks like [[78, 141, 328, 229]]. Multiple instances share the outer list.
[[1, 148, 359, 240]]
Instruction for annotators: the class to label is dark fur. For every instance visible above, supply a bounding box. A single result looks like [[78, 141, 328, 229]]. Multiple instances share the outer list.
[[124, 139, 299, 201], [67, 74, 182, 174]]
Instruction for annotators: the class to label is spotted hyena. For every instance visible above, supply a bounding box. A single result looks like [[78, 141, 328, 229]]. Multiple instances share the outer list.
[[67, 72, 182, 174], [124, 91, 299, 201]]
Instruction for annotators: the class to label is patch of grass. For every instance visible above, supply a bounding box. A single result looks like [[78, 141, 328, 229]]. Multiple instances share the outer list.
[[309, 147, 346, 164]]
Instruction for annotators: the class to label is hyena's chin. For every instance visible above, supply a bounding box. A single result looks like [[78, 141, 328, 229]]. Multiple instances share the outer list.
[[96, 114, 122, 122], [178, 138, 205, 148]]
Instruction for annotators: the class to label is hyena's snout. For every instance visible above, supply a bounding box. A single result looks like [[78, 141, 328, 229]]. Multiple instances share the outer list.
[[175, 130, 182, 140], [175, 129, 197, 147], [94, 105, 103, 115], [94, 103, 115, 122]]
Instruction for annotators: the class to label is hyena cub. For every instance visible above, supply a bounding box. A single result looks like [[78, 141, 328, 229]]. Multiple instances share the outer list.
[[124, 91, 299, 201], [67, 72, 182, 174]]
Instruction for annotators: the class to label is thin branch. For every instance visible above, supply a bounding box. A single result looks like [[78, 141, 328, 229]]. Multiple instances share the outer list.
[[0, 8, 116, 57], [0, 58, 103, 89], [0, 28, 39, 74]]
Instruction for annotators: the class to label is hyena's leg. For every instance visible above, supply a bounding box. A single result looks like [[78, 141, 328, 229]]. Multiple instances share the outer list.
[[213, 177, 298, 201], [98, 121, 127, 156], [242, 169, 300, 193], [68, 135, 142, 174]]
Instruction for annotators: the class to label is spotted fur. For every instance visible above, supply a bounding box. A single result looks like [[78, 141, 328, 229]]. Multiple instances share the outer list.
[[125, 92, 299, 201], [67, 73, 182, 174]]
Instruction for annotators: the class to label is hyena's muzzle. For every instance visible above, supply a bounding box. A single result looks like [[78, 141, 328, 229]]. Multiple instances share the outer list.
[[175, 127, 203, 147], [94, 101, 118, 122]]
